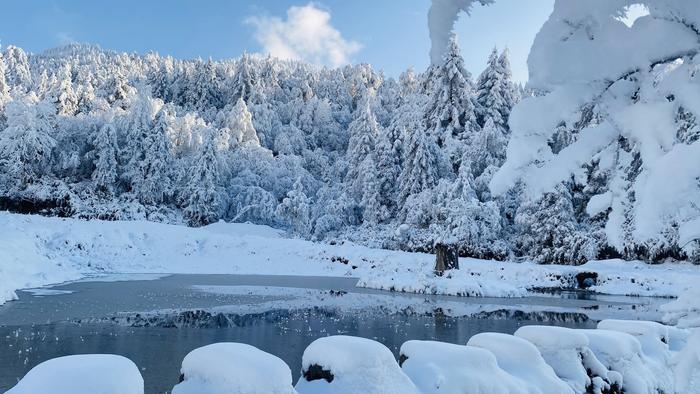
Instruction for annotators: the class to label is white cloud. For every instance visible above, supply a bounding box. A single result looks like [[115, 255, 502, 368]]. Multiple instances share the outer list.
[[246, 3, 362, 68]]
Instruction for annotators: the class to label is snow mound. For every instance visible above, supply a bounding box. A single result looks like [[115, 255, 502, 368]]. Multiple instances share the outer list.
[[466, 332, 573, 394], [515, 326, 619, 394], [579, 329, 669, 394], [672, 329, 700, 394], [295, 335, 419, 394], [5, 354, 143, 394], [399, 340, 525, 393], [171, 343, 296, 394]]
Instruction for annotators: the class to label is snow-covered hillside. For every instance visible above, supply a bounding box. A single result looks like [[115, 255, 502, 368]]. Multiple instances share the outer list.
[[2, 212, 699, 306]]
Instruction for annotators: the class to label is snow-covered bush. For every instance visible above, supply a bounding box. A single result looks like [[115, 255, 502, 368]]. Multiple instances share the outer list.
[[466, 332, 574, 394], [399, 340, 525, 393], [295, 335, 419, 394], [6, 354, 143, 394], [172, 343, 296, 394]]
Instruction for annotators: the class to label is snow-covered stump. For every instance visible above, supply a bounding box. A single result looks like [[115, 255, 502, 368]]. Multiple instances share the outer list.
[[171, 343, 296, 394], [514, 325, 621, 394], [466, 332, 574, 394], [434, 243, 458, 276], [596, 320, 674, 392], [578, 329, 666, 394], [399, 340, 525, 393], [5, 354, 144, 394], [295, 335, 420, 394]]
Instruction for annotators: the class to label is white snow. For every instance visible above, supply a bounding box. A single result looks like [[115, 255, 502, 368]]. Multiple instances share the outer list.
[[579, 329, 667, 394], [2, 212, 700, 305], [5, 354, 143, 394], [671, 329, 700, 394], [172, 343, 296, 394], [466, 332, 574, 394], [399, 340, 525, 393], [596, 320, 674, 392], [662, 284, 700, 329], [514, 326, 599, 393], [295, 335, 420, 394]]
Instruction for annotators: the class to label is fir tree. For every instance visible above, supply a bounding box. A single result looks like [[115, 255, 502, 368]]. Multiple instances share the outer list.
[[276, 177, 312, 236], [426, 34, 479, 153], [345, 91, 380, 198], [183, 131, 225, 226], [475, 48, 516, 131], [0, 97, 56, 188], [133, 109, 174, 205], [91, 122, 119, 195]]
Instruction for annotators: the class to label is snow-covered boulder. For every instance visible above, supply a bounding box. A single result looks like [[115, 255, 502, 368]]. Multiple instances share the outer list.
[[5, 354, 143, 394], [399, 340, 526, 393], [295, 335, 419, 394], [515, 325, 620, 394], [579, 329, 667, 394], [597, 320, 673, 392], [466, 332, 574, 394], [171, 343, 296, 394]]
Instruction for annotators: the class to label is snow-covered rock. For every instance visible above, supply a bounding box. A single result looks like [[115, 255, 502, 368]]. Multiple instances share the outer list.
[[466, 332, 573, 394], [399, 340, 526, 393], [5, 354, 143, 394], [579, 329, 668, 394], [171, 343, 296, 394], [514, 325, 620, 394], [597, 320, 674, 392], [295, 335, 419, 394]]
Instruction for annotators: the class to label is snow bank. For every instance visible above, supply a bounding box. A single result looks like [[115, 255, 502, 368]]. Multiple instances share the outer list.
[[295, 336, 419, 394], [399, 340, 525, 393], [5, 354, 143, 394], [662, 285, 700, 329], [672, 329, 700, 394], [514, 326, 619, 394], [579, 329, 666, 394], [2, 212, 700, 305], [466, 332, 573, 394], [171, 343, 295, 394]]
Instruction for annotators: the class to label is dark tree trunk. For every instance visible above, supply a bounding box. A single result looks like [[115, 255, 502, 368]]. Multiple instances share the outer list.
[[435, 243, 459, 276]]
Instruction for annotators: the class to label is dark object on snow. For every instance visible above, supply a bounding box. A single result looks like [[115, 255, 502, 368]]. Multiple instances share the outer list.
[[435, 243, 459, 276], [303, 364, 334, 383], [575, 272, 598, 289]]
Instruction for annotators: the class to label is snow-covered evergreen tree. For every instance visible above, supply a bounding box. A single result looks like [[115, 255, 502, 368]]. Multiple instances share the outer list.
[[345, 90, 380, 199], [276, 177, 312, 236], [425, 34, 479, 160], [0, 96, 56, 189], [182, 130, 225, 226], [91, 122, 119, 195], [475, 48, 516, 131], [228, 98, 260, 148], [133, 108, 174, 205]]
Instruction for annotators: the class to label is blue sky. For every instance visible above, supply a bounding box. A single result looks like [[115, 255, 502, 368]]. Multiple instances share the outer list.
[[0, 0, 553, 82]]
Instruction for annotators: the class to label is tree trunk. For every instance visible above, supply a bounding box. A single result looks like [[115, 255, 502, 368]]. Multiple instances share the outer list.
[[435, 243, 459, 276]]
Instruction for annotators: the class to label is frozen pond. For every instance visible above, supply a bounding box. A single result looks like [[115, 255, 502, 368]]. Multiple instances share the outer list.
[[0, 274, 669, 393]]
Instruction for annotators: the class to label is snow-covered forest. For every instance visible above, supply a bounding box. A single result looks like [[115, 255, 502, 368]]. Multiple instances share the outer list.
[[0, 0, 699, 266]]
